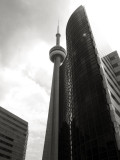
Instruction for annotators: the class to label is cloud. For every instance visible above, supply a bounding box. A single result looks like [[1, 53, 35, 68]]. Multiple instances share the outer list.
[[0, 0, 30, 45], [0, 0, 70, 47], [0, 66, 50, 160], [0, 7, 54, 156], [0, 42, 52, 159], [0, 0, 68, 71]]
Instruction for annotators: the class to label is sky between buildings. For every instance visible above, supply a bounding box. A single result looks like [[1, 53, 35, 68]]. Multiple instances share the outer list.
[[0, 0, 120, 160]]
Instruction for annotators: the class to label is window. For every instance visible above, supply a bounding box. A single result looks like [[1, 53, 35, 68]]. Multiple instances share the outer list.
[[111, 92, 120, 105], [0, 153, 11, 159], [0, 133, 13, 141], [0, 139, 13, 147], [112, 63, 118, 68], [107, 79, 120, 99], [109, 56, 115, 61], [115, 71, 120, 76], [0, 146, 12, 153], [115, 108, 120, 117]]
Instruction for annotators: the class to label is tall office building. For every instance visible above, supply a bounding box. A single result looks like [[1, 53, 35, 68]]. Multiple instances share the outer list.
[[59, 6, 120, 160], [0, 106, 28, 160], [102, 51, 120, 148], [103, 51, 120, 86], [42, 5, 120, 160]]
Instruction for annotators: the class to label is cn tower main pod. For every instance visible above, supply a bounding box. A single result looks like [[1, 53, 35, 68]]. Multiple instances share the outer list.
[[42, 25, 66, 160]]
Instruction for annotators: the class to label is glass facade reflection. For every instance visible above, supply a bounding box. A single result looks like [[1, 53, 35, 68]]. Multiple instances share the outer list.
[[59, 6, 120, 160]]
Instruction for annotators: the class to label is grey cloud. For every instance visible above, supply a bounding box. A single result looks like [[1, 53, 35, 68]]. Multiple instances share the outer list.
[[0, 0, 70, 45], [0, 68, 18, 100], [0, 0, 69, 67], [25, 68, 52, 95], [0, 78, 11, 100], [0, 1, 69, 160], [0, 0, 32, 66], [0, 0, 30, 45]]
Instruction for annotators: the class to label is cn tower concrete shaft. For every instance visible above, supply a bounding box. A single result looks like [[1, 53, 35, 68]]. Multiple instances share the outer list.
[[42, 57, 61, 160], [51, 56, 61, 160], [42, 25, 66, 160], [42, 58, 60, 160]]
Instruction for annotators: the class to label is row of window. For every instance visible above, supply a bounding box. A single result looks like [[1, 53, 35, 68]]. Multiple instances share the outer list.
[[0, 133, 13, 142], [105, 56, 116, 73], [104, 68, 119, 90], [0, 114, 27, 132], [0, 109, 27, 127], [0, 121, 26, 137], [115, 108, 120, 118], [107, 55, 120, 77], [111, 92, 120, 105], [0, 146, 12, 153], [102, 58, 117, 82], [115, 71, 120, 76], [107, 78, 120, 99], [0, 139, 13, 147], [0, 125, 25, 142], [109, 56, 116, 61], [0, 152, 11, 159], [112, 63, 118, 68]]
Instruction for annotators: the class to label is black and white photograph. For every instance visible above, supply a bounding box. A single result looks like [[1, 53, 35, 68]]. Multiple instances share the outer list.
[[0, 0, 120, 160]]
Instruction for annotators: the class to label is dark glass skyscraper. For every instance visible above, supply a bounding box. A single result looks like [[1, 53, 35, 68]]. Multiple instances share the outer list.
[[42, 5, 120, 160], [59, 6, 120, 160]]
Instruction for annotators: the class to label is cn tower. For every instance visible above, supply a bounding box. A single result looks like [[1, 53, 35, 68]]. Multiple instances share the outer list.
[[42, 24, 66, 160]]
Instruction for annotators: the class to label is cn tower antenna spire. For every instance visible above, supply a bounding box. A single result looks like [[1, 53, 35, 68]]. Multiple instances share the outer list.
[[56, 20, 61, 46], [57, 20, 59, 34]]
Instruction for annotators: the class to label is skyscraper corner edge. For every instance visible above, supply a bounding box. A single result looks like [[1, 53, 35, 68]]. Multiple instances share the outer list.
[[66, 5, 85, 32]]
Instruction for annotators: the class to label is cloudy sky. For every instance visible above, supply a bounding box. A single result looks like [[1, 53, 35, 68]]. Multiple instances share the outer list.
[[0, 0, 120, 160]]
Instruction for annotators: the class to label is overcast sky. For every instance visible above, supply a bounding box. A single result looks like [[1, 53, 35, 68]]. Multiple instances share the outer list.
[[0, 0, 120, 160]]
